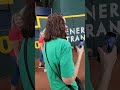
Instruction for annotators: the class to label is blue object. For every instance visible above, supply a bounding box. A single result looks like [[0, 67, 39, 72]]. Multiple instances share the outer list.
[[78, 40, 84, 48], [40, 50, 43, 62]]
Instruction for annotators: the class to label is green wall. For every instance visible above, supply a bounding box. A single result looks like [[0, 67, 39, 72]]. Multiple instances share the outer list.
[[52, 0, 85, 15]]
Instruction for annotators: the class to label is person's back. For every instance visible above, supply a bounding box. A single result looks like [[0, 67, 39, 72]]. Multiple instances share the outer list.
[[43, 38, 78, 90], [19, 37, 35, 90], [42, 13, 84, 90]]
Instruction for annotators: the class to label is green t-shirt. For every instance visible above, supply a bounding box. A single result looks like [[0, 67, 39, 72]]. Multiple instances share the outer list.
[[19, 37, 35, 90], [43, 38, 78, 90]]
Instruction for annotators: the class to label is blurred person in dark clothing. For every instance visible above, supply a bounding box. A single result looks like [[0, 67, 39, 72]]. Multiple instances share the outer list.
[[19, 2, 35, 90]]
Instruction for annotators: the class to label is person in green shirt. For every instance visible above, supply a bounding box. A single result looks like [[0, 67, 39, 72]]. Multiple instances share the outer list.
[[42, 13, 84, 90], [19, 3, 35, 90]]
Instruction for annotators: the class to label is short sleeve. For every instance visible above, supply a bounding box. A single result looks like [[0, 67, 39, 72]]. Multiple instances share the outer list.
[[38, 37, 44, 43], [60, 42, 75, 78], [8, 26, 20, 41]]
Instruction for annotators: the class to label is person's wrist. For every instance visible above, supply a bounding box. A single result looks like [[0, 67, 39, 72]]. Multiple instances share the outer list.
[[78, 52, 83, 58]]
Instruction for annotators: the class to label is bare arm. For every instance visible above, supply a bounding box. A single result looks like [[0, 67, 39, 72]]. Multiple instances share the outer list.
[[40, 43, 44, 50], [62, 46, 84, 85], [95, 46, 117, 90], [11, 40, 20, 60]]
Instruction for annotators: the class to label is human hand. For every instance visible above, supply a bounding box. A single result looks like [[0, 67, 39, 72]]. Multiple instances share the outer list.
[[97, 45, 117, 71], [96, 45, 117, 90], [76, 46, 84, 56]]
